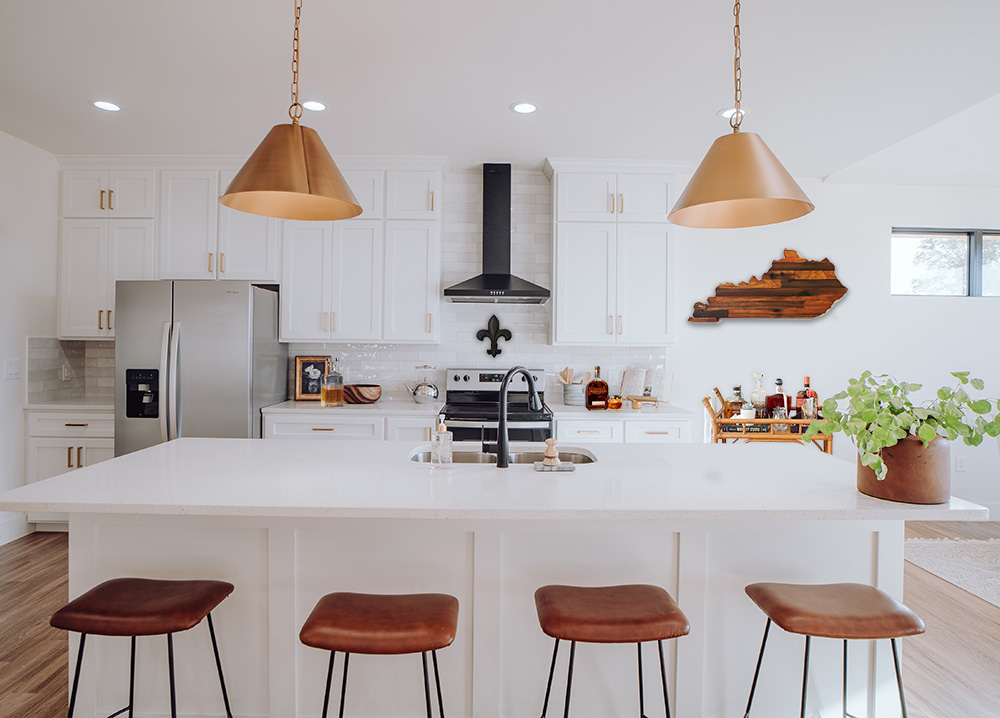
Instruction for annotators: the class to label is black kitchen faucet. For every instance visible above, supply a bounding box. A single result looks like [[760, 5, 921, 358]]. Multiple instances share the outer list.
[[495, 366, 543, 468]]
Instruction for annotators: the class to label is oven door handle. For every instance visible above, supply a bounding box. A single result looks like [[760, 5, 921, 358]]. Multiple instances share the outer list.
[[445, 420, 551, 430]]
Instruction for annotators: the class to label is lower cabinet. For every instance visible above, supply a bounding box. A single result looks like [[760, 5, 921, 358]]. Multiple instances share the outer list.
[[386, 417, 436, 442], [24, 410, 115, 527], [263, 415, 385, 440], [556, 416, 693, 444]]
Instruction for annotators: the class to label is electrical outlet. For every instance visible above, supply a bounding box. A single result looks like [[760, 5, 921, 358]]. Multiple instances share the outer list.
[[956, 456, 967, 472], [4, 359, 20, 380], [62, 363, 71, 382]]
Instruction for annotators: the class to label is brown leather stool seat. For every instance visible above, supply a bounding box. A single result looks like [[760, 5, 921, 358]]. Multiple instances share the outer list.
[[533, 584, 690, 718], [742, 582, 925, 718], [299, 592, 459, 718], [50, 577, 235, 718]]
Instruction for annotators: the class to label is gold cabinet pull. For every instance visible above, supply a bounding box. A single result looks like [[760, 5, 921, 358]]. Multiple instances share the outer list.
[[430, 190, 435, 212], [324, 311, 328, 332], [619, 193, 623, 214], [108, 189, 114, 211], [610, 193, 615, 214], [311, 427, 335, 432], [64, 423, 89, 427], [577, 430, 601, 435], [646, 431, 671, 435], [331, 311, 336, 332], [208, 252, 213, 273], [428, 313, 433, 332], [219, 252, 225, 273], [67, 447, 73, 468], [98, 310, 104, 330], [76, 446, 83, 468], [107, 309, 112, 330], [618, 315, 623, 335], [99, 190, 105, 210], [608, 315, 613, 334]]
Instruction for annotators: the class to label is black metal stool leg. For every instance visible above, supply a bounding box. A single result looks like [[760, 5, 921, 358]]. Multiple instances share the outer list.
[[432, 650, 446, 718], [338, 652, 350, 718], [743, 618, 771, 718], [422, 652, 433, 718], [128, 635, 136, 718], [799, 636, 811, 718], [657, 640, 671, 718], [842, 640, 848, 718], [321, 651, 336, 718], [540, 638, 560, 718], [891, 638, 910, 718], [562, 641, 576, 718], [167, 633, 177, 718], [206, 614, 234, 718], [67, 633, 87, 718], [637, 643, 647, 718]]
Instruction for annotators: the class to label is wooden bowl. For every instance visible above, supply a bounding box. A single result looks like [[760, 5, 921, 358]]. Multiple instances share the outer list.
[[344, 384, 382, 404]]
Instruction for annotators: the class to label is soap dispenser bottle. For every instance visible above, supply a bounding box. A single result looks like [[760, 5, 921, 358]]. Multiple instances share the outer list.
[[430, 415, 453, 469]]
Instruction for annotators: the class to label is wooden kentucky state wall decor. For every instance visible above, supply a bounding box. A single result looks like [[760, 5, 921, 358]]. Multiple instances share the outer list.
[[689, 249, 848, 322]]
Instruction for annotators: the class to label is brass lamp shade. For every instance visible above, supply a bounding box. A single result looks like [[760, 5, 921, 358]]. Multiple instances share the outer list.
[[219, 123, 362, 221], [668, 131, 813, 229]]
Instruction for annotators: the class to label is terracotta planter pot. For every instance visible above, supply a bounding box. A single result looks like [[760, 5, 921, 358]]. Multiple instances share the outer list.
[[856, 435, 951, 504]]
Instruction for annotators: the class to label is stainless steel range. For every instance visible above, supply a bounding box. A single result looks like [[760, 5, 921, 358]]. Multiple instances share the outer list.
[[442, 368, 553, 444]]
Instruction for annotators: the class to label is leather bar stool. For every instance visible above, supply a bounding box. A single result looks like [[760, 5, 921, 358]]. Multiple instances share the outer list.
[[534, 584, 690, 718], [50, 577, 235, 718], [299, 592, 459, 718], [742, 582, 926, 718]]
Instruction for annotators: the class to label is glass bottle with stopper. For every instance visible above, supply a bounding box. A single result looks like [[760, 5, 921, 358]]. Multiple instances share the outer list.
[[321, 358, 343, 407], [585, 366, 609, 410]]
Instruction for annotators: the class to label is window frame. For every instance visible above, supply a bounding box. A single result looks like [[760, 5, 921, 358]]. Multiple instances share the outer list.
[[891, 226, 996, 297]]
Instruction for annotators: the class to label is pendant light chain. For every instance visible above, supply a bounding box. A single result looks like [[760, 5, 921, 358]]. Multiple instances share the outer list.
[[288, 0, 303, 124], [731, 0, 743, 132]]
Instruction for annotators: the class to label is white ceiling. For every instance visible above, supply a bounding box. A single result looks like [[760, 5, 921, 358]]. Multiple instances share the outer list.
[[2, 0, 999, 183]]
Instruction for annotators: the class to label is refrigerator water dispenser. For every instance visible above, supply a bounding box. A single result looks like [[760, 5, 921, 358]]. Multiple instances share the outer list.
[[125, 369, 159, 418]]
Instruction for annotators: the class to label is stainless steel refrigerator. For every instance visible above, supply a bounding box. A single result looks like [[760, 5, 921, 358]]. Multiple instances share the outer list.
[[114, 281, 287, 456]]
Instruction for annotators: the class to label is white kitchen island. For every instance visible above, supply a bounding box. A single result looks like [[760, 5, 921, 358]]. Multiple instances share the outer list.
[[0, 438, 987, 718]]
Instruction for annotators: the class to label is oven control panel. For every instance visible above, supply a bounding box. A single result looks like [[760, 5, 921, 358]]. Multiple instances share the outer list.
[[446, 368, 545, 392]]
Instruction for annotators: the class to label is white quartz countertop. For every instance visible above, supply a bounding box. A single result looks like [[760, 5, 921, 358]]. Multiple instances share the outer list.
[[263, 396, 442, 415], [0, 438, 986, 522]]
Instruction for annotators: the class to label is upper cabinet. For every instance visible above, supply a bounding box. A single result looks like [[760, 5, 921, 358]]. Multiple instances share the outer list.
[[545, 159, 680, 346], [160, 170, 279, 281], [62, 170, 157, 219], [385, 170, 440, 220]]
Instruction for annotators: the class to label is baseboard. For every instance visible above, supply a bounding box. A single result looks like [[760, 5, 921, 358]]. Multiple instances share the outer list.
[[0, 512, 29, 546]]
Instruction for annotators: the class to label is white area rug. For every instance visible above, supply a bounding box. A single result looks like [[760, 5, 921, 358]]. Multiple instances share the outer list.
[[904, 538, 1000, 608]]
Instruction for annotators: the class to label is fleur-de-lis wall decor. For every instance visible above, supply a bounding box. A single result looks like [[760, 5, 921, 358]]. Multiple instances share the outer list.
[[476, 314, 511, 357]]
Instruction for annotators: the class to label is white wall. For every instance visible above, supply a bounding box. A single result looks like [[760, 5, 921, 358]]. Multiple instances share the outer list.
[[0, 130, 59, 542], [670, 178, 1000, 512]]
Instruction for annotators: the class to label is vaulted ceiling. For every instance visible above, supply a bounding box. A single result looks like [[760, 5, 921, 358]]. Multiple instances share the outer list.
[[2, 0, 998, 184]]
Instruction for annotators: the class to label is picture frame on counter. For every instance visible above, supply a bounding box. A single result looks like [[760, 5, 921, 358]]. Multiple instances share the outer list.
[[294, 356, 328, 401]]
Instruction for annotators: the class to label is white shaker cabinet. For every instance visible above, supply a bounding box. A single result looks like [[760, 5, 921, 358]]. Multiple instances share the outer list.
[[385, 170, 441, 220], [216, 170, 280, 281], [280, 220, 382, 342], [61, 170, 156, 219], [383, 221, 438, 342], [158, 170, 220, 279], [385, 416, 436, 442], [59, 218, 156, 338], [546, 159, 678, 346]]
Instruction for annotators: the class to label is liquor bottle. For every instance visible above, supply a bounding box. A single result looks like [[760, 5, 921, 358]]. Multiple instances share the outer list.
[[321, 358, 344, 407], [585, 366, 609, 410], [766, 378, 788, 417], [795, 376, 819, 419], [750, 372, 767, 418], [724, 386, 745, 418]]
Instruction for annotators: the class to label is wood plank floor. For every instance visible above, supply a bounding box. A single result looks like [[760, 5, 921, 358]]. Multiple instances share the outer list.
[[1, 525, 998, 717]]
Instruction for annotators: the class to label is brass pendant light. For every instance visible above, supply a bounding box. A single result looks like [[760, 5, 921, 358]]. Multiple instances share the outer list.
[[219, 0, 362, 221], [669, 0, 813, 229]]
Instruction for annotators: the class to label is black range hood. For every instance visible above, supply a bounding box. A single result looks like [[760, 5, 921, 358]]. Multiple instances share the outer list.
[[444, 163, 551, 304]]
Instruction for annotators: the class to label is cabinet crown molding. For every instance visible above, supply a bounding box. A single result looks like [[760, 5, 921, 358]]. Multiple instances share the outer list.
[[543, 157, 687, 179], [58, 155, 451, 175]]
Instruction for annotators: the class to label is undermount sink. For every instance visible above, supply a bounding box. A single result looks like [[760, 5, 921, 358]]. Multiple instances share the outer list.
[[408, 447, 597, 465]]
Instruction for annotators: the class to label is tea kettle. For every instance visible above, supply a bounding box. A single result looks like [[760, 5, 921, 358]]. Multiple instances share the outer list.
[[404, 366, 440, 404]]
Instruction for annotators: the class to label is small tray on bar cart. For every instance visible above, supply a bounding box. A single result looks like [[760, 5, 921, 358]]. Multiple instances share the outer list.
[[703, 388, 833, 453]]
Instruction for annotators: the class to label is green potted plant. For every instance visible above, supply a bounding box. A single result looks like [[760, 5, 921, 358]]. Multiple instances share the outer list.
[[803, 371, 1000, 503]]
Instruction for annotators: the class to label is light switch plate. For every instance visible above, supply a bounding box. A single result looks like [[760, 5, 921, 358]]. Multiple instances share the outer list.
[[4, 359, 21, 379]]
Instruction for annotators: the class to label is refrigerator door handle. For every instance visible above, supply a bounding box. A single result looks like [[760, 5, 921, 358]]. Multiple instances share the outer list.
[[168, 321, 181, 440], [159, 322, 171, 443]]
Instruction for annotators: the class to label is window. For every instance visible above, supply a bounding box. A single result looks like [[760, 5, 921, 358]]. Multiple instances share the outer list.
[[891, 228, 999, 297]]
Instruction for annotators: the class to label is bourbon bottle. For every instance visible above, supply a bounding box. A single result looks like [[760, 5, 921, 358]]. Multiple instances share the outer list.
[[585, 366, 609, 410], [724, 386, 745, 419], [766, 378, 788, 417], [795, 376, 819, 419]]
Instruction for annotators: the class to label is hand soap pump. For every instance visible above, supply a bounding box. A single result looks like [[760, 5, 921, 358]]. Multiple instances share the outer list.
[[430, 415, 452, 470]]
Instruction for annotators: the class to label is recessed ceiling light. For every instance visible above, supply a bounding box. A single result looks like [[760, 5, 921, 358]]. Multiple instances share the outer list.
[[509, 102, 537, 114], [93, 101, 121, 112], [716, 107, 748, 120], [302, 101, 326, 111]]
